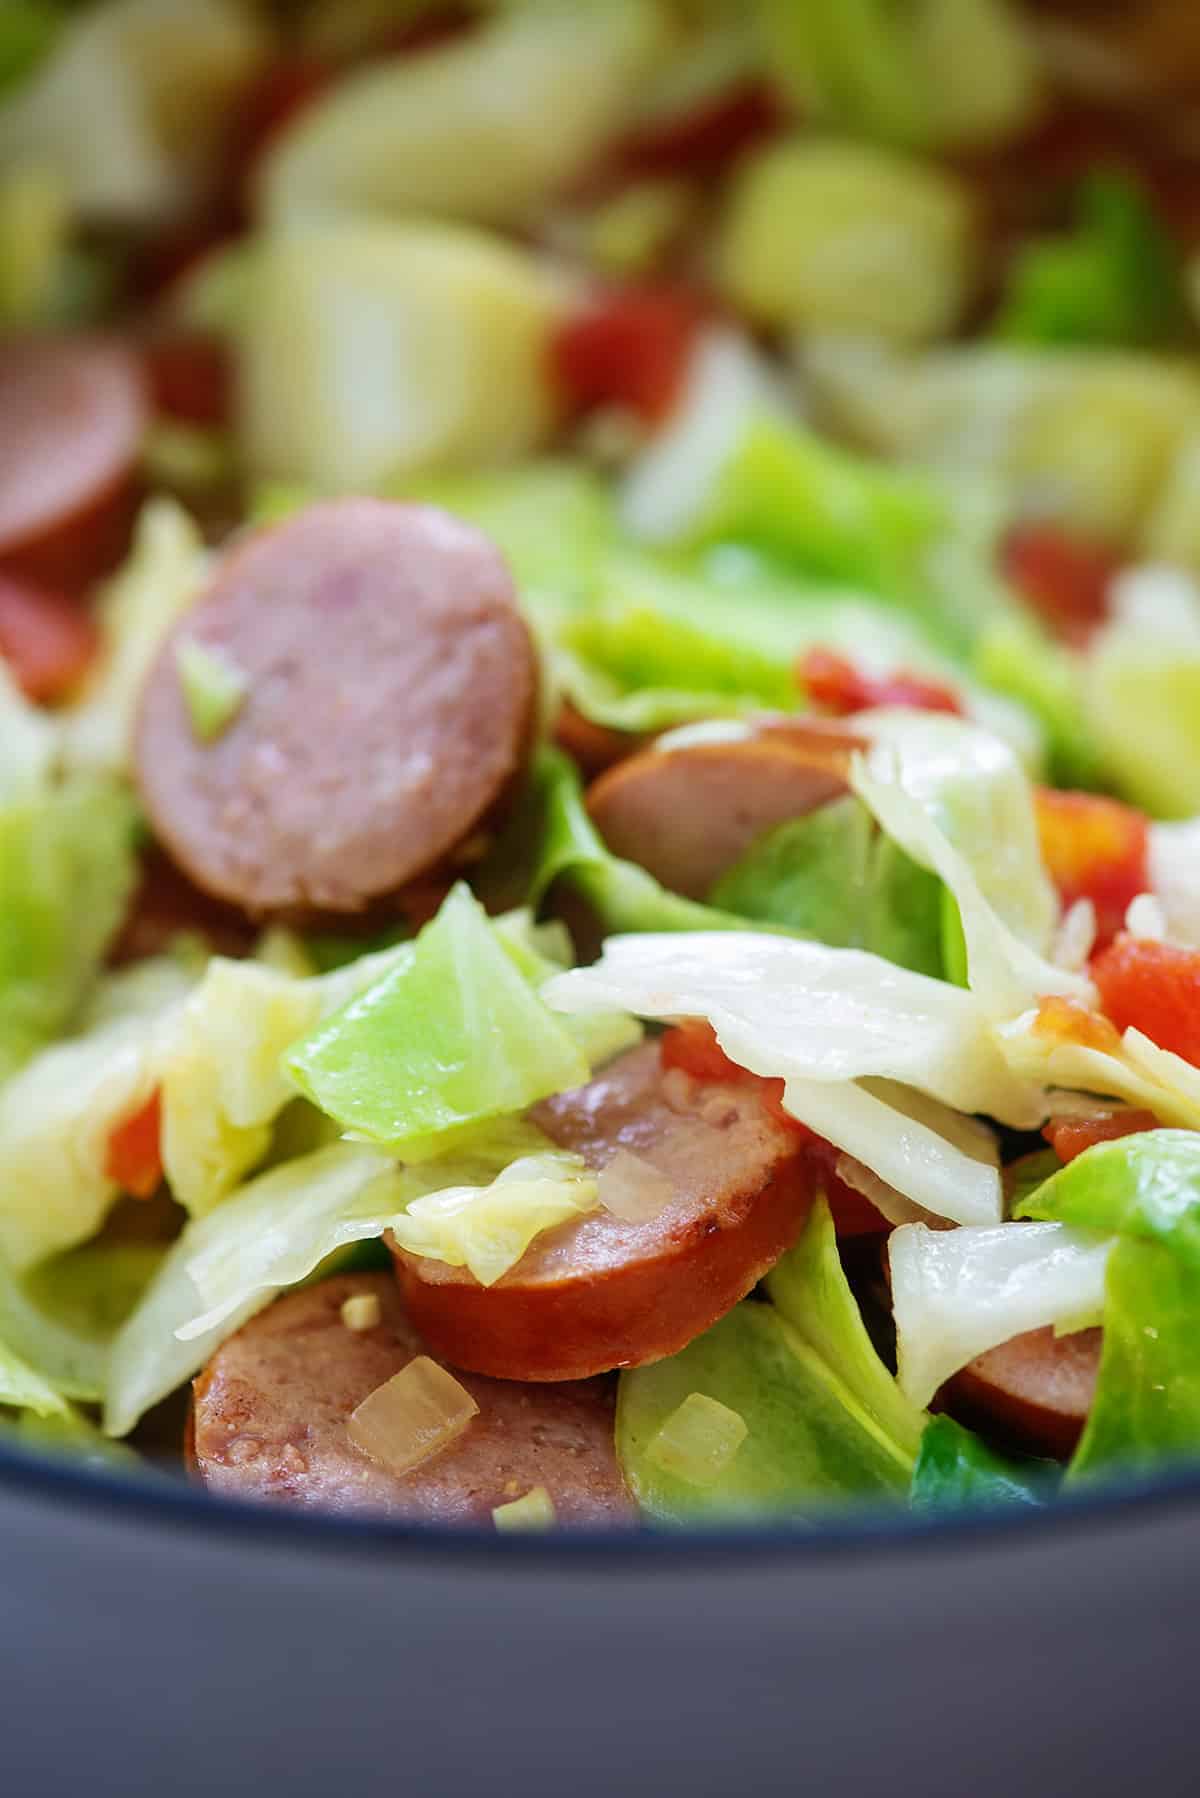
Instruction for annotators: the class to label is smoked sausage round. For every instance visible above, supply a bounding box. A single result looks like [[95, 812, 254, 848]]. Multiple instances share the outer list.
[[391, 1040, 816, 1383], [135, 499, 538, 917], [191, 1273, 635, 1525]]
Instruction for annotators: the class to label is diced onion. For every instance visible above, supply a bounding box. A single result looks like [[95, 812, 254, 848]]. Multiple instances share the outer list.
[[647, 1391, 748, 1487], [347, 1355, 478, 1476], [340, 1292, 382, 1333], [492, 1485, 557, 1532], [597, 1150, 674, 1223]]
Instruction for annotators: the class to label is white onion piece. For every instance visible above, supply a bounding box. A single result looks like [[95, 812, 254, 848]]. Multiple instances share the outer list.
[[889, 1220, 1113, 1408], [1149, 819, 1200, 947], [348, 1356, 478, 1476], [493, 1486, 557, 1532], [1053, 899, 1097, 971], [648, 1392, 748, 1487], [597, 1150, 675, 1222]]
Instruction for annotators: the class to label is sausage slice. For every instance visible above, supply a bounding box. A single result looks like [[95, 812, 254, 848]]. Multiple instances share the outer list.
[[944, 1326, 1101, 1459], [191, 1273, 635, 1525], [585, 725, 859, 899], [0, 338, 147, 592], [134, 499, 538, 917], [391, 1041, 816, 1382]]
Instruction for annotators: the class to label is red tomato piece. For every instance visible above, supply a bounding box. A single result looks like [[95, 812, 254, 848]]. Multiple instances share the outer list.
[[1092, 936, 1200, 1067], [1034, 788, 1150, 953], [551, 286, 701, 424], [142, 333, 233, 431], [0, 572, 99, 702], [1002, 524, 1122, 646], [1043, 1108, 1159, 1165], [104, 1091, 164, 1200], [797, 647, 962, 718], [616, 79, 786, 178]]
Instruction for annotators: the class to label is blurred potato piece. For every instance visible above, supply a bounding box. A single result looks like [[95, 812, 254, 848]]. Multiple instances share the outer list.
[[238, 220, 567, 489], [715, 139, 977, 346], [256, 0, 669, 229], [0, 0, 271, 226]]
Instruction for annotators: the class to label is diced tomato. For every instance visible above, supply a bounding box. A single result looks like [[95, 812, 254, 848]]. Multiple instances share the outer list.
[[659, 1023, 888, 1233], [0, 573, 99, 702], [1092, 935, 1200, 1066], [616, 79, 786, 179], [104, 1091, 164, 1200], [1034, 788, 1150, 953], [1002, 524, 1122, 646], [1043, 1108, 1159, 1165], [797, 647, 963, 718], [142, 333, 233, 431], [551, 286, 701, 424]]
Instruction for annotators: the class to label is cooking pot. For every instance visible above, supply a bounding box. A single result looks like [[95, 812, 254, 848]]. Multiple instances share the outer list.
[[3, 1438, 1197, 1798]]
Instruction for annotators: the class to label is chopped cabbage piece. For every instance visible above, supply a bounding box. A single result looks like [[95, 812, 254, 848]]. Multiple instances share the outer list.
[[996, 1011, 1200, 1133], [850, 721, 1091, 1019], [544, 930, 1044, 1123], [617, 1198, 916, 1523], [995, 173, 1186, 350], [760, 0, 1040, 151], [0, 772, 140, 1083], [388, 1150, 598, 1288], [175, 637, 248, 743], [910, 1414, 1049, 1510], [767, 1194, 924, 1457], [257, 0, 667, 228], [889, 1218, 1113, 1407], [709, 797, 945, 979], [284, 885, 593, 1152], [0, 961, 187, 1270], [1018, 1131, 1200, 1476], [63, 498, 208, 774]]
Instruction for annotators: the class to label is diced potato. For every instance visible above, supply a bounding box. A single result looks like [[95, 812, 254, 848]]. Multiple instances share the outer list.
[[238, 221, 568, 490], [715, 139, 976, 345], [1012, 362, 1200, 544], [802, 336, 1200, 547], [0, 0, 270, 226], [257, 0, 669, 229]]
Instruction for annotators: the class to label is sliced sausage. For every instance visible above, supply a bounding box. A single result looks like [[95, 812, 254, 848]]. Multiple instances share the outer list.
[[190, 1273, 635, 1525], [391, 1040, 816, 1382], [134, 499, 538, 918], [943, 1326, 1101, 1459], [0, 338, 147, 593], [585, 724, 859, 900]]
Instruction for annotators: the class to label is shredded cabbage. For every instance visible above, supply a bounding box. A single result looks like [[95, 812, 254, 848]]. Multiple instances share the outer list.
[[850, 723, 1090, 1019], [1085, 566, 1200, 818], [62, 498, 208, 774], [0, 772, 140, 1084], [0, 960, 187, 1270], [889, 1219, 1113, 1407], [284, 885, 600, 1153], [544, 930, 1042, 1121], [387, 1150, 598, 1287], [995, 1011, 1200, 1132]]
